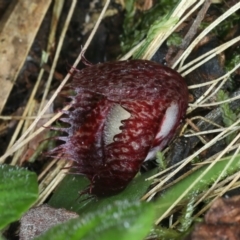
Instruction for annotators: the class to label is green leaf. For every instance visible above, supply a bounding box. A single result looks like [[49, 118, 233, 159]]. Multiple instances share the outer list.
[[48, 169, 157, 215], [0, 165, 38, 230], [151, 226, 181, 240], [0, 235, 5, 240], [35, 200, 155, 240]]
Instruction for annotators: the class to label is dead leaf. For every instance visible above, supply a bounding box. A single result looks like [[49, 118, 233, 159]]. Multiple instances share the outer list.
[[188, 196, 240, 240], [0, 0, 52, 113]]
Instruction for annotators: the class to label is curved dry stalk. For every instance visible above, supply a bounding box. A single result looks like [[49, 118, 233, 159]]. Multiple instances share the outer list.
[[6, 70, 43, 150], [187, 79, 223, 114], [174, 2, 240, 68], [190, 76, 228, 108], [187, 63, 240, 113], [188, 63, 240, 89], [193, 146, 240, 219], [218, 167, 240, 196], [36, 161, 71, 205], [184, 127, 240, 137], [185, 115, 223, 128], [147, 142, 240, 182], [38, 158, 59, 181], [0, 114, 54, 120], [179, 36, 240, 74], [188, 76, 233, 89], [38, 0, 65, 112], [189, 94, 240, 108]]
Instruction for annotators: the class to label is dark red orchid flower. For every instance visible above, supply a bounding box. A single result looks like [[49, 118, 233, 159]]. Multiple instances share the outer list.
[[52, 59, 188, 196]]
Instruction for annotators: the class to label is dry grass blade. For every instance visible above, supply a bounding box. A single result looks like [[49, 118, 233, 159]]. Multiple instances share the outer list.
[[38, 0, 65, 112], [184, 127, 240, 137], [174, 2, 240, 68], [194, 134, 240, 206], [154, 124, 240, 224], [0, 114, 54, 120], [36, 161, 71, 205], [180, 36, 240, 76], [143, 116, 240, 201], [189, 94, 240, 108], [187, 63, 240, 114], [0, 0, 111, 164], [35, 0, 111, 204], [193, 147, 240, 219], [6, 70, 43, 151]]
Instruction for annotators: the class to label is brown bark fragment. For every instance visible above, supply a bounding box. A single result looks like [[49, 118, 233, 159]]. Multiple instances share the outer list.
[[19, 204, 79, 240], [188, 196, 240, 240]]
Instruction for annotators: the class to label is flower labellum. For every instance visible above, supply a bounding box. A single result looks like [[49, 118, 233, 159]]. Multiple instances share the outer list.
[[53, 59, 188, 196]]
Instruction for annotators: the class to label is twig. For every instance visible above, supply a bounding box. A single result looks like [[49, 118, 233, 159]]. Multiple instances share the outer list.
[[169, 0, 211, 67]]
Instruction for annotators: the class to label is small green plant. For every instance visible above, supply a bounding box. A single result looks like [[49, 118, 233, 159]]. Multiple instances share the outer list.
[[217, 89, 238, 144], [156, 151, 167, 170], [121, 0, 179, 53], [166, 32, 182, 47]]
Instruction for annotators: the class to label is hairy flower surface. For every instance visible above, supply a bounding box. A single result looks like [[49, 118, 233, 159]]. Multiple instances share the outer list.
[[52, 59, 188, 196]]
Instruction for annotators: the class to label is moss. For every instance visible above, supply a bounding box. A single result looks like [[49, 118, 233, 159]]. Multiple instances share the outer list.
[[217, 90, 238, 144], [121, 0, 179, 53], [167, 32, 182, 47]]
